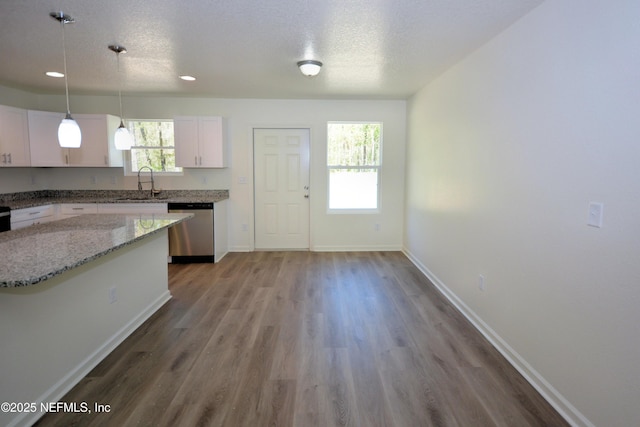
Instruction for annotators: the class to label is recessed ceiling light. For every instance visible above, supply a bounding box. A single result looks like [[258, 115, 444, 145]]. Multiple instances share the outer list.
[[46, 71, 65, 78], [179, 75, 196, 81]]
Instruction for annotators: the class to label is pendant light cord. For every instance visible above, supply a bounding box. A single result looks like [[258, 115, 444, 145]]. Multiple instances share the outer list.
[[117, 51, 124, 120], [60, 19, 71, 116]]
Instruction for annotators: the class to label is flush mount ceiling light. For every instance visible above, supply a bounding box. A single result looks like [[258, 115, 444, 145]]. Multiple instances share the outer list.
[[50, 11, 81, 148], [108, 44, 134, 150], [297, 60, 323, 77], [45, 71, 64, 78], [179, 75, 196, 81]]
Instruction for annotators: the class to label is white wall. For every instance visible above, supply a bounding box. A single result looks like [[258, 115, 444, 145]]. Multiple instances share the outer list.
[[0, 93, 406, 252], [404, 1, 640, 426]]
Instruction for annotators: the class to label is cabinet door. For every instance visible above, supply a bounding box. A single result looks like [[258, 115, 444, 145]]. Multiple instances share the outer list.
[[0, 105, 30, 167], [71, 114, 123, 167], [70, 115, 109, 166], [174, 116, 200, 167], [58, 203, 98, 219], [199, 116, 226, 167], [10, 205, 56, 229], [28, 110, 69, 167]]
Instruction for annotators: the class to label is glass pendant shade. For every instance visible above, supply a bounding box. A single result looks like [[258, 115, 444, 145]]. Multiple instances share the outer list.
[[114, 121, 134, 150], [58, 114, 82, 148]]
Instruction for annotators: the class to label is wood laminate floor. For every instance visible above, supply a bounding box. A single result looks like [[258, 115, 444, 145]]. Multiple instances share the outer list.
[[35, 251, 568, 427]]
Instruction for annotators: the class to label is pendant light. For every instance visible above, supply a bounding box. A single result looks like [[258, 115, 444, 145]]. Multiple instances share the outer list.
[[50, 12, 81, 148], [108, 45, 133, 150]]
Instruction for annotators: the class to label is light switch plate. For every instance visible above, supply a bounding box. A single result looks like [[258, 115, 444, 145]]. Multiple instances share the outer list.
[[587, 202, 603, 228]]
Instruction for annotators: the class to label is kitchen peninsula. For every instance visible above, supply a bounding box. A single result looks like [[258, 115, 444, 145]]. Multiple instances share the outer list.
[[0, 212, 191, 427]]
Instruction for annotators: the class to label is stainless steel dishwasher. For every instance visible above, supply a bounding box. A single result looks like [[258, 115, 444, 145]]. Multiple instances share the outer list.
[[168, 202, 215, 263]]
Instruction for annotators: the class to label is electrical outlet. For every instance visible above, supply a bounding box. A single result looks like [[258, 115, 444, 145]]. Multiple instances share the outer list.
[[90, 175, 97, 185], [478, 275, 485, 292], [108, 286, 117, 304], [587, 202, 603, 228], [242, 223, 249, 232], [110, 175, 117, 185]]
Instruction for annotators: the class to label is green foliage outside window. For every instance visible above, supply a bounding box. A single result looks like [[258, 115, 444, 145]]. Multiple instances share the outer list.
[[127, 120, 181, 173], [328, 123, 381, 167]]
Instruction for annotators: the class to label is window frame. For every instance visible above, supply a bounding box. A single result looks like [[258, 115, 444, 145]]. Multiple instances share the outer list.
[[123, 119, 183, 176], [326, 121, 382, 214]]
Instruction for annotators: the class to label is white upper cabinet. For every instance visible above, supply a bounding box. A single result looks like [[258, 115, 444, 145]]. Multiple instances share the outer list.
[[0, 105, 30, 167], [28, 110, 124, 167], [28, 110, 66, 166], [174, 116, 227, 168], [74, 114, 124, 167]]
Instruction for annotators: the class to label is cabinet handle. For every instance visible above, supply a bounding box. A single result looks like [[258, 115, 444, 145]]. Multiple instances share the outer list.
[[104, 155, 108, 165], [199, 156, 202, 166], [1, 153, 5, 164], [29, 211, 42, 216], [65, 154, 69, 165], [7, 153, 11, 164], [72, 207, 84, 211]]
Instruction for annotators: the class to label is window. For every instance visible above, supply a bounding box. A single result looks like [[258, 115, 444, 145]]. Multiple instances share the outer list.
[[126, 120, 182, 174], [327, 122, 381, 211]]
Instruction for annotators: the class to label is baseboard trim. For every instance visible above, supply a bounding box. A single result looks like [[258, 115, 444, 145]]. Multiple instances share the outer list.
[[402, 248, 594, 427], [229, 246, 404, 253], [14, 291, 172, 427], [312, 244, 403, 252], [215, 250, 229, 262]]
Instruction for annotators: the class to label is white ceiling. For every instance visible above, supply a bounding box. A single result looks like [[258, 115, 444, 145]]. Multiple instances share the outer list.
[[0, 0, 544, 100]]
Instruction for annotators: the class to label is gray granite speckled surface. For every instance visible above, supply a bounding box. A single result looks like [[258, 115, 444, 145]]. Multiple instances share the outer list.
[[0, 213, 192, 287], [0, 189, 229, 210]]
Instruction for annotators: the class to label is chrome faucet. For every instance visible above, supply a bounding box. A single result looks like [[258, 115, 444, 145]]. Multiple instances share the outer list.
[[137, 166, 156, 196]]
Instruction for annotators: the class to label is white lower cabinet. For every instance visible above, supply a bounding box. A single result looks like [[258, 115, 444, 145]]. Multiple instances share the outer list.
[[58, 203, 98, 219], [214, 199, 228, 261], [10, 205, 56, 230]]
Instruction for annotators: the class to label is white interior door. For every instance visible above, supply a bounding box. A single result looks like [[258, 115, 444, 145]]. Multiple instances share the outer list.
[[254, 128, 310, 249]]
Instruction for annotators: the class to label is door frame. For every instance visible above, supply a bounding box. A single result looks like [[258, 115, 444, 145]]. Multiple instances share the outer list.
[[250, 126, 313, 251]]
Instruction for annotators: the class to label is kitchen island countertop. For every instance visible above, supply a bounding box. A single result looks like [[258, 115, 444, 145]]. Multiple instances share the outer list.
[[0, 213, 192, 287]]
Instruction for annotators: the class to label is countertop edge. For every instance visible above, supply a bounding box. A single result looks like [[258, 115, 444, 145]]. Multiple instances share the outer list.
[[0, 190, 229, 210]]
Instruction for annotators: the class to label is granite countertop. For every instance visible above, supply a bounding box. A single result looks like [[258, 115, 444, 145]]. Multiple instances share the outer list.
[[0, 213, 192, 288], [0, 189, 229, 210]]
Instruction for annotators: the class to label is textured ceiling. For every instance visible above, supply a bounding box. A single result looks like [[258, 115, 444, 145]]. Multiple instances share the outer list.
[[0, 0, 544, 99]]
